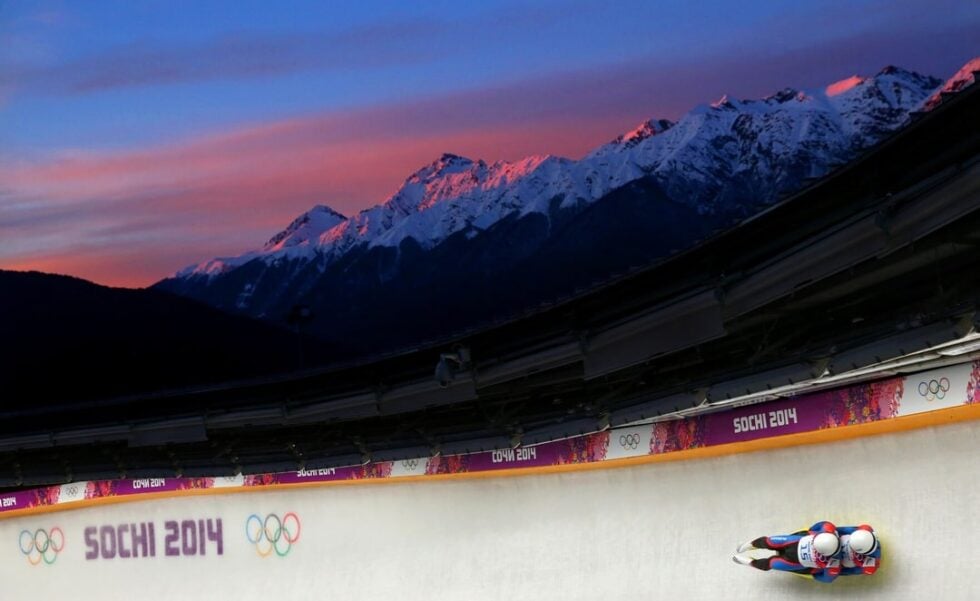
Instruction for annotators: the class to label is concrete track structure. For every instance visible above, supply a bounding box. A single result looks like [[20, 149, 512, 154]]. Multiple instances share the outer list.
[[2, 415, 977, 600]]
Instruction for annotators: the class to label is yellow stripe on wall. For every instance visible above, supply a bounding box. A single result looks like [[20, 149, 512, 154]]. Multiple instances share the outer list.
[[3, 403, 979, 521]]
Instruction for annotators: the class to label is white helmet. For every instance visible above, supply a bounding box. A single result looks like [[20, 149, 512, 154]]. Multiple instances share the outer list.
[[813, 532, 840, 557], [849, 529, 878, 555]]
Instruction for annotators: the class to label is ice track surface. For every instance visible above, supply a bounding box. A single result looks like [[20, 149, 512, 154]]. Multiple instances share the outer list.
[[3, 418, 978, 600]]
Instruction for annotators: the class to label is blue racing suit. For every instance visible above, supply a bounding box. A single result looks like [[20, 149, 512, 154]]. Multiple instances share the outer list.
[[746, 521, 842, 583], [837, 525, 881, 576]]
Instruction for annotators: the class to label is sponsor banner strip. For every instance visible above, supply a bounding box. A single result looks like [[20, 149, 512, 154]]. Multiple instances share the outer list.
[[3, 361, 978, 516]]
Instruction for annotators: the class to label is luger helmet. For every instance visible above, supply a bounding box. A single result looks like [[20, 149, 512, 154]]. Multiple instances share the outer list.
[[848, 529, 878, 555], [813, 532, 841, 557]]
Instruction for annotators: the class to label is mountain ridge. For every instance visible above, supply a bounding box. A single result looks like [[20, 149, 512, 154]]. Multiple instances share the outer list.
[[174, 63, 953, 280], [156, 59, 975, 352]]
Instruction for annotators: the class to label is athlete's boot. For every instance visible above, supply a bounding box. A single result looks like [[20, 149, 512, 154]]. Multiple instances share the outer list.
[[736, 540, 756, 554], [732, 554, 753, 566]]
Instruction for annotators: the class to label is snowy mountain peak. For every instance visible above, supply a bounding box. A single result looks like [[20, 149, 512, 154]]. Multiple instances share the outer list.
[[173, 62, 947, 281], [877, 65, 907, 76], [710, 94, 736, 109], [825, 75, 866, 97], [922, 56, 980, 111], [614, 118, 674, 146], [873, 65, 941, 88], [406, 153, 475, 184], [711, 88, 806, 110], [765, 87, 801, 103], [264, 204, 347, 251], [874, 65, 941, 87], [382, 153, 486, 217]]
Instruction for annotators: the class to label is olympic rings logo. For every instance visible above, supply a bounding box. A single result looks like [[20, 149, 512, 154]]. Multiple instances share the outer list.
[[18, 527, 65, 566], [918, 377, 950, 402], [245, 513, 301, 557], [619, 433, 640, 450], [401, 459, 420, 470]]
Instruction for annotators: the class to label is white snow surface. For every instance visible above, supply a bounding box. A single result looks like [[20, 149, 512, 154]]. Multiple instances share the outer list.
[[176, 60, 977, 280]]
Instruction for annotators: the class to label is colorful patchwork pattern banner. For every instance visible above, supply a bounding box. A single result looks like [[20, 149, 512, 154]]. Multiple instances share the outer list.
[[2, 360, 978, 516]]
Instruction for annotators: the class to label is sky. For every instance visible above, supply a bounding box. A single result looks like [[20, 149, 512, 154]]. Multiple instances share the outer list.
[[1, 0, 977, 287]]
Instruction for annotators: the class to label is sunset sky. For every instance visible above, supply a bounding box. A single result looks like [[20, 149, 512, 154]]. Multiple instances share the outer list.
[[2, 0, 978, 287]]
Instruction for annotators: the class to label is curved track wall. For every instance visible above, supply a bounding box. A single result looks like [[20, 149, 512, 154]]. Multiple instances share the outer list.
[[2, 416, 978, 600]]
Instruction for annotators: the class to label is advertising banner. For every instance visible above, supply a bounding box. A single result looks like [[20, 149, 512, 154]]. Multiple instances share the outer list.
[[2, 360, 978, 517]]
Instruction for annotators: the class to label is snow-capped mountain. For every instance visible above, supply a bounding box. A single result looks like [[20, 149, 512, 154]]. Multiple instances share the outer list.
[[176, 64, 943, 278], [264, 204, 347, 252], [184, 205, 346, 277], [157, 60, 974, 353], [922, 57, 980, 111]]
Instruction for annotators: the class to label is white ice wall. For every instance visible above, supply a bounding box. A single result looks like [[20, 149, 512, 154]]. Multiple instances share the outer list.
[[3, 418, 978, 600]]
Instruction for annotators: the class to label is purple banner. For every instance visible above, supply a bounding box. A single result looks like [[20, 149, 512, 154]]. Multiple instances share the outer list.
[[271, 466, 360, 485], [701, 396, 824, 445], [1, 361, 976, 517], [1, 492, 35, 512], [460, 444, 563, 472], [114, 478, 185, 496]]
